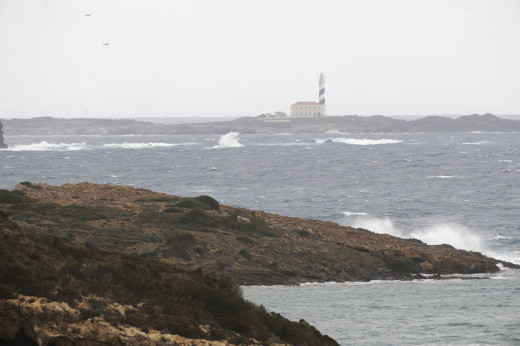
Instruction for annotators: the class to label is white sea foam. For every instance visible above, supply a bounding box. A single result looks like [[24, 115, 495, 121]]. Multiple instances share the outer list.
[[8, 141, 89, 151], [212, 132, 243, 148], [410, 223, 483, 252], [342, 211, 368, 216], [484, 251, 520, 265], [462, 141, 489, 145], [102, 142, 177, 149], [332, 138, 402, 145], [349, 216, 487, 253], [325, 129, 350, 135], [351, 216, 404, 237]]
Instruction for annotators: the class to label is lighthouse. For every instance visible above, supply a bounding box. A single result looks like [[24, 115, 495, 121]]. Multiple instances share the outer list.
[[319, 72, 325, 105], [290, 73, 327, 117]]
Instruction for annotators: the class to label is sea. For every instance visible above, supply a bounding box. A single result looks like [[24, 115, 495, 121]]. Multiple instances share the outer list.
[[1, 131, 519, 345]]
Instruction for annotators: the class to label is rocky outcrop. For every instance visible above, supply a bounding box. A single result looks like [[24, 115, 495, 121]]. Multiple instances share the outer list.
[[7, 182, 517, 286], [0, 121, 7, 149], [0, 208, 339, 345], [0, 296, 231, 345]]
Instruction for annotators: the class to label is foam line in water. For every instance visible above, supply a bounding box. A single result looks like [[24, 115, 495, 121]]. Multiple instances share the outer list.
[[7, 141, 89, 151], [212, 132, 243, 148], [315, 138, 402, 145], [462, 141, 489, 145], [102, 142, 177, 149], [342, 211, 368, 216], [325, 129, 350, 135]]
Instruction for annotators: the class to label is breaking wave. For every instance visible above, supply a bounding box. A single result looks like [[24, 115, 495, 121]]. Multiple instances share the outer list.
[[409, 223, 483, 252], [348, 216, 489, 253], [212, 132, 243, 148], [342, 211, 368, 216], [351, 217, 404, 237], [7, 141, 89, 151]]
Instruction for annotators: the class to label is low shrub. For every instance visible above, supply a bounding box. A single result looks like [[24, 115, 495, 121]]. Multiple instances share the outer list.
[[174, 195, 220, 211], [0, 189, 35, 204], [174, 198, 211, 211]]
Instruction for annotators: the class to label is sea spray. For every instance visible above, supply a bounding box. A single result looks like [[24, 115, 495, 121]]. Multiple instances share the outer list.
[[349, 216, 484, 253], [213, 132, 243, 148], [351, 216, 404, 237], [410, 223, 483, 252]]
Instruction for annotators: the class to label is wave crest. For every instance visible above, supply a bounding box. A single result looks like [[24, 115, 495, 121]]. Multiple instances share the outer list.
[[212, 132, 243, 148], [7, 141, 89, 151]]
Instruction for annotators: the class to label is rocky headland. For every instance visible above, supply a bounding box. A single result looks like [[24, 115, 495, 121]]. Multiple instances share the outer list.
[[1, 113, 519, 135], [1, 182, 518, 345], [0, 187, 338, 345]]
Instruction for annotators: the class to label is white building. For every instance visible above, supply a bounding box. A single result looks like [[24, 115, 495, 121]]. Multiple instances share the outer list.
[[290, 102, 326, 117], [290, 73, 327, 117]]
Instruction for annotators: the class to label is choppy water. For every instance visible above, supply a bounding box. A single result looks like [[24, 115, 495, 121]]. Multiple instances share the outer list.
[[1, 131, 519, 344]]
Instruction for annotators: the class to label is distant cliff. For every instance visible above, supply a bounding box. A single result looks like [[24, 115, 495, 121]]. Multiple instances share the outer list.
[[1, 113, 519, 135]]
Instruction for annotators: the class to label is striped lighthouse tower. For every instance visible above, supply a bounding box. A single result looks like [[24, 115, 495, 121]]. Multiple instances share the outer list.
[[319, 72, 326, 116], [319, 73, 325, 105]]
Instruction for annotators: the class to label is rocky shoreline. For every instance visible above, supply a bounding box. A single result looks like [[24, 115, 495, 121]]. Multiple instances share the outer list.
[[1, 182, 518, 345], [1, 113, 519, 135], [9, 182, 518, 285]]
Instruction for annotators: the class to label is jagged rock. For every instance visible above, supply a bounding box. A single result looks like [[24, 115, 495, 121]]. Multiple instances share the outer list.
[[0, 122, 7, 149], [0, 296, 231, 345]]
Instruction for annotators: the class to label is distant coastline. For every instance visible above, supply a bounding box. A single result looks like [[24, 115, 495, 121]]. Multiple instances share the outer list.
[[1, 113, 520, 136]]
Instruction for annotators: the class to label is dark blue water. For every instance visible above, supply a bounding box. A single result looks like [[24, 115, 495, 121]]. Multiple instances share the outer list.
[[1, 132, 519, 344]]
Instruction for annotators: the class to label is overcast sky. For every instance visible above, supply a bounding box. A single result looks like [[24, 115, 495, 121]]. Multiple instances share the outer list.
[[1, 0, 519, 119]]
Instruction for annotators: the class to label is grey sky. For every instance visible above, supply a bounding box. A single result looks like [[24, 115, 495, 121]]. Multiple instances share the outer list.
[[1, 0, 519, 119]]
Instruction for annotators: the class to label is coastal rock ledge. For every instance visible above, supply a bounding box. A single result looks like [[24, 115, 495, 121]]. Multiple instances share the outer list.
[[7, 182, 518, 285], [1, 182, 518, 345]]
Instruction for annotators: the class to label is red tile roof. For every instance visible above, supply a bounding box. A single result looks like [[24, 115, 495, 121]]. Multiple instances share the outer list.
[[292, 101, 320, 105]]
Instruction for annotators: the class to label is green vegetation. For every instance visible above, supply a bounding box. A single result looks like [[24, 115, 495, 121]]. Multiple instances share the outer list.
[[1, 189, 279, 260], [173, 195, 220, 211], [0, 189, 35, 204], [0, 213, 337, 345], [162, 231, 199, 259]]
